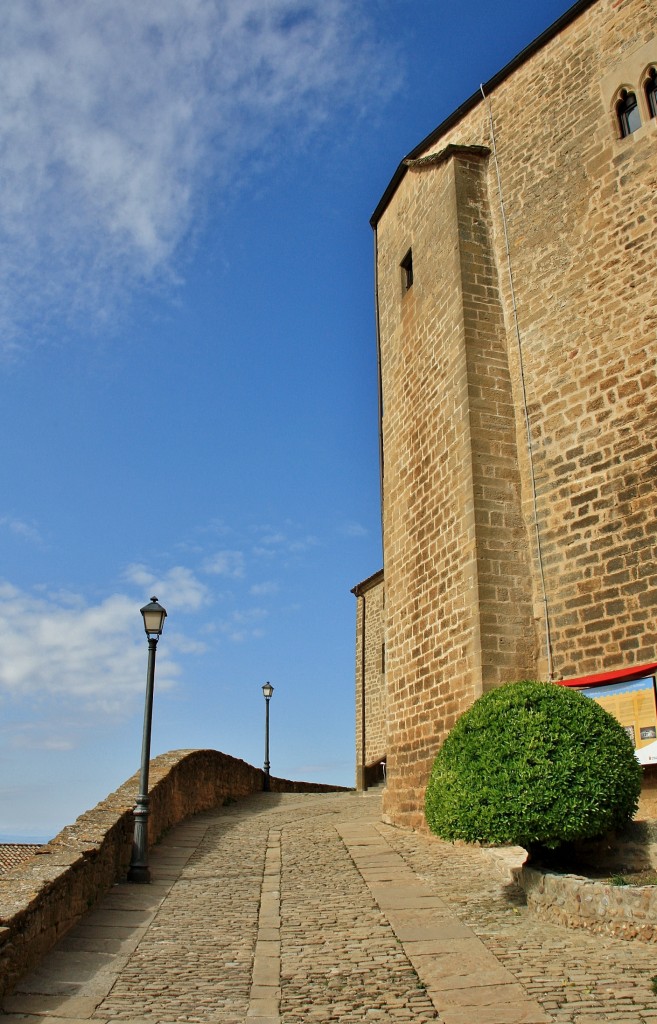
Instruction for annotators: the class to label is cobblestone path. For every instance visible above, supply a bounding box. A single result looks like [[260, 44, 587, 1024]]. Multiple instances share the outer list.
[[279, 812, 438, 1022], [379, 822, 657, 1024], [2, 790, 656, 1024]]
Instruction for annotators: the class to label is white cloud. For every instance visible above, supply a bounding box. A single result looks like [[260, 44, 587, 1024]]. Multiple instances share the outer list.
[[255, 530, 287, 547], [8, 726, 75, 752], [252, 547, 276, 559], [249, 581, 279, 597], [0, 516, 43, 544], [123, 563, 210, 610], [166, 632, 209, 656], [218, 606, 268, 644], [0, 1, 398, 349], [202, 550, 245, 579], [340, 521, 369, 538], [221, 627, 266, 644], [251, 523, 319, 556], [231, 608, 268, 624], [288, 534, 319, 553], [0, 584, 180, 715]]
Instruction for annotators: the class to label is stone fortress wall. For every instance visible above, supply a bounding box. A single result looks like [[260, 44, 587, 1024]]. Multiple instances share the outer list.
[[0, 749, 345, 1000], [368, 0, 657, 828]]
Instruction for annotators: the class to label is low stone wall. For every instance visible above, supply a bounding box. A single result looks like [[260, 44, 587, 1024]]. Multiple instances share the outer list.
[[515, 808, 657, 943], [0, 749, 347, 998], [520, 865, 657, 943], [481, 803, 657, 944]]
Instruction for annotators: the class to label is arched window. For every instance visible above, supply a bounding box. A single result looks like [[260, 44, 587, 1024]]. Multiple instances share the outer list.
[[616, 89, 641, 136], [645, 67, 657, 119]]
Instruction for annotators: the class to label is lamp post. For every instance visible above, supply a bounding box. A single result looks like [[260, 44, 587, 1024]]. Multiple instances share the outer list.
[[128, 596, 167, 883], [262, 682, 274, 791]]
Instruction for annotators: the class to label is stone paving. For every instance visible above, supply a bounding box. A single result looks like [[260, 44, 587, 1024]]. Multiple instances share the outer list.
[[2, 790, 656, 1024]]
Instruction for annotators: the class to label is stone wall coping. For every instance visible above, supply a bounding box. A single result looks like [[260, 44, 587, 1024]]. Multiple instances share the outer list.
[[520, 863, 657, 943], [478, 825, 657, 943]]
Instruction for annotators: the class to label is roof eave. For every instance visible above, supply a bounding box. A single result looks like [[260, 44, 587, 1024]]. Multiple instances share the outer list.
[[370, 0, 596, 229], [351, 568, 384, 596]]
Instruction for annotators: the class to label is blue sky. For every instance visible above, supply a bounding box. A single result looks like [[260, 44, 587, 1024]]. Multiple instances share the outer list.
[[0, 0, 575, 840]]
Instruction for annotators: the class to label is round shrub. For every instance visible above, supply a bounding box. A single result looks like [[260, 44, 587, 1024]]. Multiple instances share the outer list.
[[424, 680, 642, 849]]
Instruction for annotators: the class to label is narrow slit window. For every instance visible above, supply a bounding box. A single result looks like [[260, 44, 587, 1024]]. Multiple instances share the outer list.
[[617, 89, 641, 137], [645, 67, 657, 119], [400, 248, 413, 293]]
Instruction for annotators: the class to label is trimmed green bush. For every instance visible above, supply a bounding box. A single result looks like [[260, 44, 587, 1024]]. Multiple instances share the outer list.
[[424, 680, 642, 849]]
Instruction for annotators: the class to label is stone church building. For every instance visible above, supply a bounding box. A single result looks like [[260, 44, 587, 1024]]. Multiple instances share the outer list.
[[354, 0, 657, 828]]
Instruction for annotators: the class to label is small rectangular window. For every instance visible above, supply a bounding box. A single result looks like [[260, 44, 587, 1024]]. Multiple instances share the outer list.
[[400, 248, 413, 293], [381, 642, 386, 674]]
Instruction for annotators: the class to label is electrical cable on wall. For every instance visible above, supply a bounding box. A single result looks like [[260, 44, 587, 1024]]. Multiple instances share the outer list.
[[480, 83, 554, 682]]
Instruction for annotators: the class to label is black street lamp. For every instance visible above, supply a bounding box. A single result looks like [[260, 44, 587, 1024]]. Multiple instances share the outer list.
[[128, 596, 167, 883], [262, 682, 274, 791]]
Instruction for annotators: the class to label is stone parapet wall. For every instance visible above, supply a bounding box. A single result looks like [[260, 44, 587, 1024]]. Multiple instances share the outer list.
[[0, 749, 346, 999]]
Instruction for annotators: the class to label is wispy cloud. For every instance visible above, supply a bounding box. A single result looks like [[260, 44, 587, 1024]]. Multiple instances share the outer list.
[[165, 632, 209, 656], [251, 522, 319, 557], [288, 535, 319, 553], [340, 520, 369, 538], [202, 550, 245, 579], [231, 608, 268, 625], [0, 1, 398, 349], [249, 581, 279, 597], [123, 563, 210, 610], [7, 724, 75, 752], [0, 516, 43, 544], [218, 606, 268, 644], [255, 529, 287, 548], [0, 511, 339, 747]]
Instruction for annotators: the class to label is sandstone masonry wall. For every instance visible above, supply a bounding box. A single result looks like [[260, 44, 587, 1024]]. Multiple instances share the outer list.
[[353, 571, 386, 788], [0, 749, 346, 999], [375, 0, 657, 827]]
